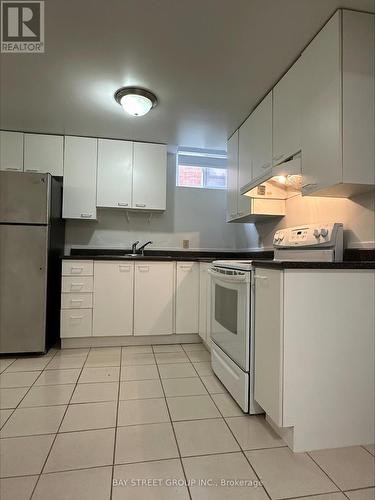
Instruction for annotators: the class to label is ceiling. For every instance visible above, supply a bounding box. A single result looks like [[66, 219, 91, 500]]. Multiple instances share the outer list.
[[1, 0, 374, 151]]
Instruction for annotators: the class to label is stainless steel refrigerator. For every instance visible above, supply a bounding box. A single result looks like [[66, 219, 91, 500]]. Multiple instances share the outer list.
[[0, 171, 65, 354]]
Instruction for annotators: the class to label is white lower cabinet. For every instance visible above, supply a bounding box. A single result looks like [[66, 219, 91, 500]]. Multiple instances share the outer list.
[[61, 309, 92, 338], [254, 266, 375, 452], [134, 262, 175, 335], [93, 261, 134, 337], [175, 262, 199, 334], [198, 262, 211, 346]]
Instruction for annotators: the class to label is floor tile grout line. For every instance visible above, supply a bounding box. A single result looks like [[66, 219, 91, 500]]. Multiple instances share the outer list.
[[109, 346, 126, 500], [29, 346, 92, 500], [306, 451, 345, 493], [6, 347, 61, 415], [153, 345, 193, 500], [360, 444, 375, 457], [202, 370, 274, 500]]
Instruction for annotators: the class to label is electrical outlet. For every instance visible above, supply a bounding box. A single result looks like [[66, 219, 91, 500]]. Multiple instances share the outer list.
[[182, 239, 190, 249]]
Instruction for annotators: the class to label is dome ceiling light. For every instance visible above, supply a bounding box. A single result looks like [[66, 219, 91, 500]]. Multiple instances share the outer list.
[[114, 87, 158, 117]]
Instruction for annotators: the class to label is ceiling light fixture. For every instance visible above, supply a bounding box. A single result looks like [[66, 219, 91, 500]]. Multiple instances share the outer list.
[[114, 87, 158, 117]]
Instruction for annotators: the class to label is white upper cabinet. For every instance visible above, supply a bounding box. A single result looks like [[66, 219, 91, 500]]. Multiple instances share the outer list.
[[134, 262, 174, 335], [342, 10, 374, 186], [273, 57, 302, 165], [24, 134, 64, 176], [301, 10, 374, 197], [0, 131, 23, 172], [97, 139, 133, 208], [250, 92, 273, 180], [300, 12, 342, 196], [132, 142, 167, 210], [63, 136, 98, 220], [175, 262, 199, 334], [238, 116, 253, 190], [93, 261, 134, 337], [227, 131, 239, 221]]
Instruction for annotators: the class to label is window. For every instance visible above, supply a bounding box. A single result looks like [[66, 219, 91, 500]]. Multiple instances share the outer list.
[[176, 148, 227, 189]]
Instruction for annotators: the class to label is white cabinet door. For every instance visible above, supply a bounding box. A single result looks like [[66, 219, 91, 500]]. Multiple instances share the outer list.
[[0, 131, 23, 172], [97, 139, 133, 208], [273, 58, 302, 165], [238, 115, 253, 190], [342, 10, 375, 185], [300, 12, 341, 195], [93, 261, 134, 337], [226, 131, 239, 221], [175, 262, 199, 334], [24, 134, 64, 176], [251, 91, 273, 180], [63, 136, 97, 220], [132, 142, 167, 210], [254, 267, 284, 427], [134, 262, 174, 335]]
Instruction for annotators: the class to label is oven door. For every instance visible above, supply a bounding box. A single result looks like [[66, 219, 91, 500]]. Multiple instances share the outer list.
[[208, 266, 250, 371]]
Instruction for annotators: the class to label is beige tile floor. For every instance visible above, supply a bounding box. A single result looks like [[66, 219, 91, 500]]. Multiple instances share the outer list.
[[0, 343, 373, 500]]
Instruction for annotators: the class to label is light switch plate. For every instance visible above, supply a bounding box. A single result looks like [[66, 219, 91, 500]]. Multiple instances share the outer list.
[[182, 239, 190, 249]]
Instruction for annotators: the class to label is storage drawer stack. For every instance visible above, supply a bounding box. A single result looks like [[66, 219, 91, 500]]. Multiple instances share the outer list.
[[61, 260, 93, 338]]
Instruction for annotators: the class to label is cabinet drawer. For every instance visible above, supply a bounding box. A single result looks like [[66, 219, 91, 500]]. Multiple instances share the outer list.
[[62, 260, 93, 276], [62, 276, 93, 293], [61, 308, 92, 338], [61, 293, 93, 309]]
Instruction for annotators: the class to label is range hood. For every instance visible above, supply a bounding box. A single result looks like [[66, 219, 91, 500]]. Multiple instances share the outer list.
[[240, 154, 302, 200]]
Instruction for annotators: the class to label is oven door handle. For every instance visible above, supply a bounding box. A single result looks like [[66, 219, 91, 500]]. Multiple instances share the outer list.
[[208, 268, 247, 283]]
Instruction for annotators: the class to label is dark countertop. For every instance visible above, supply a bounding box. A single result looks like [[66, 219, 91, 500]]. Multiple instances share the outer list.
[[63, 249, 274, 263], [252, 260, 375, 269]]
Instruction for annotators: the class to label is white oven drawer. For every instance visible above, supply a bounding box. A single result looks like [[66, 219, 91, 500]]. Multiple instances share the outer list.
[[61, 308, 92, 338], [62, 260, 93, 276], [62, 276, 93, 293], [61, 293, 93, 309], [211, 342, 248, 412]]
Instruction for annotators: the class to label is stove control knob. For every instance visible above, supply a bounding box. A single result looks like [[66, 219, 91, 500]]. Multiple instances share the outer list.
[[313, 229, 320, 238], [320, 228, 328, 238]]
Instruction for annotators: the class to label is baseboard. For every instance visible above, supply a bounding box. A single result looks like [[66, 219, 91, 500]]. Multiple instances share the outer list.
[[61, 333, 201, 348]]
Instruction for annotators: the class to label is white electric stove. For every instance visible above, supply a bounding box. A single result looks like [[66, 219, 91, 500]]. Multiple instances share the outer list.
[[209, 222, 344, 413]]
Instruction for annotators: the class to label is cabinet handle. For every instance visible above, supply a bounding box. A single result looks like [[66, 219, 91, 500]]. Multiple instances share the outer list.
[[138, 265, 149, 272], [5, 167, 19, 171], [70, 315, 84, 320], [70, 267, 83, 274], [135, 204, 146, 208], [254, 275, 268, 280], [119, 265, 131, 272], [25, 169, 39, 172], [237, 211, 244, 216], [179, 265, 192, 270], [117, 202, 128, 207], [80, 213, 92, 218], [70, 299, 83, 303], [261, 162, 272, 170]]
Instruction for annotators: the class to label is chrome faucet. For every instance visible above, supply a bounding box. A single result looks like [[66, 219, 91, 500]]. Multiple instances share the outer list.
[[131, 240, 139, 254], [138, 241, 153, 255]]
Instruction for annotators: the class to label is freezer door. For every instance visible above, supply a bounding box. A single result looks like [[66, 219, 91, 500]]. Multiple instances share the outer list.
[[0, 224, 48, 353], [0, 171, 50, 224]]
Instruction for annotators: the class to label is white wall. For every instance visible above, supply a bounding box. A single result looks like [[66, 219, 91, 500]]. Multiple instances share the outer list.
[[65, 153, 239, 252], [65, 153, 374, 252], [237, 190, 375, 250]]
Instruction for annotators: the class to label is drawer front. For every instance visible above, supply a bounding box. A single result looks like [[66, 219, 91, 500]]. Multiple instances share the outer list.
[[61, 308, 92, 338], [61, 293, 93, 309], [62, 276, 93, 293], [62, 260, 93, 276]]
